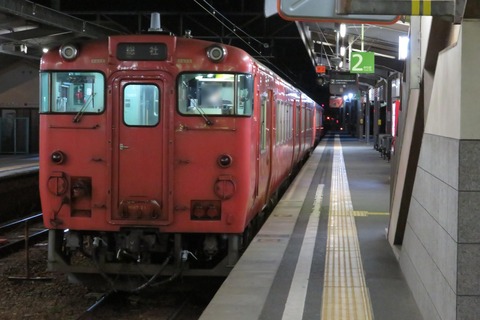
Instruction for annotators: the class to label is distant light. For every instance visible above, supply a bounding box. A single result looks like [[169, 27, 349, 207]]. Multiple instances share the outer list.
[[343, 95, 348, 100], [399, 36, 409, 60], [340, 24, 346, 38], [339, 61, 343, 68], [42, 48, 49, 53], [340, 46, 346, 57], [348, 93, 353, 99]]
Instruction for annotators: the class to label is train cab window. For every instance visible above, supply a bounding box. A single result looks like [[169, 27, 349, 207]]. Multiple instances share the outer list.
[[123, 84, 159, 126], [178, 73, 253, 116], [39, 72, 105, 114]]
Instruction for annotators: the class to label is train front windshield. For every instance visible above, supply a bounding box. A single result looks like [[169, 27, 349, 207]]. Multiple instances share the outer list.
[[40, 72, 105, 114], [178, 73, 253, 116]]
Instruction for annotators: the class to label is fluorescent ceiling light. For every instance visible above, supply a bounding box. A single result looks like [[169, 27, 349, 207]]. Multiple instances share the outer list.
[[340, 24, 346, 38], [313, 40, 335, 46], [399, 36, 409, 60]]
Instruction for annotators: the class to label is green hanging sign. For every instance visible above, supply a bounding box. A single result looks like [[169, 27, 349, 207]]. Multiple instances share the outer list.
[[350, 52, 375, 74]]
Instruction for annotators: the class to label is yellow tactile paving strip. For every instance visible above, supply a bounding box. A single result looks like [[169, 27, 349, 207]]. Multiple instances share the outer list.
[[321, 136, 374, 320], [353, 211, 389, 217]]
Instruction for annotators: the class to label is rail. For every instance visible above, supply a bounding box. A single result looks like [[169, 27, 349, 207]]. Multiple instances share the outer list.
[[0, 213, 47, 258]]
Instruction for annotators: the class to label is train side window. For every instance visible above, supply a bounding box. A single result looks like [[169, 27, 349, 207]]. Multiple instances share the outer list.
[[277, 100, 284, 145], [296, 105, 300, 135], [40, 73, 50, 113], [40, 72, 105, 114], [301, 105, 306, 133], [260, 95, 267, 151], [123, 84, 159, 126]]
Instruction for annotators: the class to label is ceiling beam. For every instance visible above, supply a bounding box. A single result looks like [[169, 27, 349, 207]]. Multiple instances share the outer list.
[[0, 0, 121, 38], [0, 26, 68, 42], [358, 76, 377, 87]]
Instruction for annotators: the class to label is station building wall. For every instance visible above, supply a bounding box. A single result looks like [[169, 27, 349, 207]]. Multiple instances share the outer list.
[[0, 60, 39, 153], [399, 20, 480, 320]]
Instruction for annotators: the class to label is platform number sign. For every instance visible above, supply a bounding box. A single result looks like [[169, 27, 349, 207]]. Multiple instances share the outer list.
[[350, 52, 375, 74]]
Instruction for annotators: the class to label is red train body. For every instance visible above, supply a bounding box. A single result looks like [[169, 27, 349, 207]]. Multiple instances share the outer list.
[[39, 30, 322, 287]]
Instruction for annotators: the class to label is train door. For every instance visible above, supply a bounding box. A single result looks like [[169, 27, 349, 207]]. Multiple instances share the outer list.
[[265, 90, 275, 200], [258, 89, 273, 206], [110, 75, 170, 225], [301, 104, 306, 151], [294, 102, 302, 163]]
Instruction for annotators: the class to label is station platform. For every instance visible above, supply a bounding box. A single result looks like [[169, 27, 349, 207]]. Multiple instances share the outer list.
[[200, 134, 423, 320], [0, 154, 38, 178]]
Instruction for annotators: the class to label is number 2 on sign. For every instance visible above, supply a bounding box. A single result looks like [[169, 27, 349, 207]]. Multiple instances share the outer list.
[[351, 53, 363, 72]]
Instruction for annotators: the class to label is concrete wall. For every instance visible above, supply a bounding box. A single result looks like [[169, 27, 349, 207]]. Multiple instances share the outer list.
[[399, 20, 480, 320], [0, 60, 39, 108]]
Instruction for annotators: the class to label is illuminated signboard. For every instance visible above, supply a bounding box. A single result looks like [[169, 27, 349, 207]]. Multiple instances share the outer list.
[[329, 71, 358, 95], [350, 52, 375, 74], [117, 43, 167, 61]]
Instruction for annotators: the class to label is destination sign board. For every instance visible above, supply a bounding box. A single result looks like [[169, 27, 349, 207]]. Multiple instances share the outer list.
[[117, 43, 167, 61]]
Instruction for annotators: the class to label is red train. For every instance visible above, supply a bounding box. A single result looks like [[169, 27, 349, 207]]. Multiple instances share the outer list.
[[39, 15, 322, 289]]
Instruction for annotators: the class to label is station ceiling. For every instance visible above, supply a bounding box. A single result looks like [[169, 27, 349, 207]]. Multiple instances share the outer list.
[[0, 0, 408, 102]]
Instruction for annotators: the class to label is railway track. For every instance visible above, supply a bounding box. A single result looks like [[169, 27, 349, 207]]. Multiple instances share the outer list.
[[0, 212, 48, 258], [74, 290, 193, 320], [73, 278, 222, 319], [76, 291, 115, 320], [166, 296, 191, 320]]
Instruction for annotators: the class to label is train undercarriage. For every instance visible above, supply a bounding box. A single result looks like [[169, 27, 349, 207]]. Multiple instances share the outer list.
[[47, 228, 245, 291], [46, 197, 277, 291]]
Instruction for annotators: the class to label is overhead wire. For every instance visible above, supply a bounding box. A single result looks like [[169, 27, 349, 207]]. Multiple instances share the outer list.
[[192, 0, 266, 57], [193, 0, 267, 47], [191, 0, 313, 95]]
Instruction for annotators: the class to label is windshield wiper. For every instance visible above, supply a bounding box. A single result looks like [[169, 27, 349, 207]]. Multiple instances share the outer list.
[[194, 105, 213, 126], [73, 93, 96, 123]]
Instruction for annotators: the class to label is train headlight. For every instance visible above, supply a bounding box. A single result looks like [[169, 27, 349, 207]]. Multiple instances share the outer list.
[[59, 44, 78, 61], [51, 150, 66, 164], [206, 45, 227, 63], [217, 154, 233, 168]]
